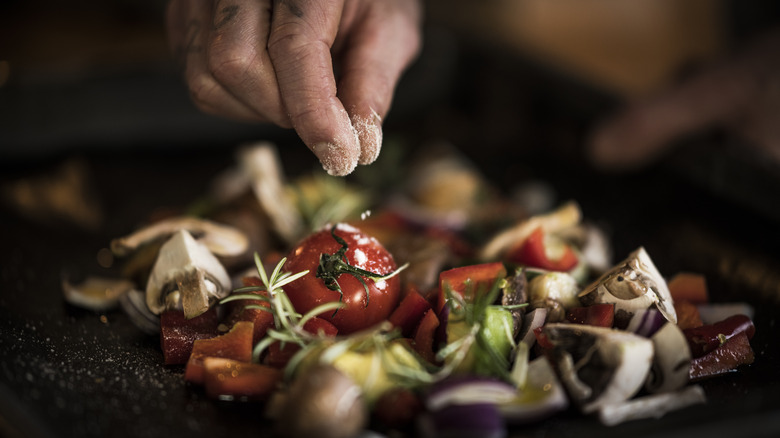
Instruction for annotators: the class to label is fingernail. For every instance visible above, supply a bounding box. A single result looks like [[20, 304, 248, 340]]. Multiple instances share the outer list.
[[352, 110, 383, 165], [311, 142, 359, 176]]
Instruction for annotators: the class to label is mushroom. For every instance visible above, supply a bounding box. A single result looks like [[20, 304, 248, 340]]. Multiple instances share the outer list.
[[543, 323, 654, 414], [239, 143, 304, 245], [479, 201, 582, 262], [578, 247, 676, 327], [111, 216, 249, 258], [527, 271, 581, 322], [145, 230, 231, 319], [502, 267, 528, 339], [645, 322, 691, 394], [62, 275, 135, 311], [275, 364, 367, 438]]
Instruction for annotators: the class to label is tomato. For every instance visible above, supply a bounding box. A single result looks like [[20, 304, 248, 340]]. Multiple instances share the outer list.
[[505, 226, 578, 271], [283, 223, 402, 334]]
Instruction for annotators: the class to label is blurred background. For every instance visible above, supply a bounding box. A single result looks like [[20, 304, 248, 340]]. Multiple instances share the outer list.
[[1, 0, 780, 281]]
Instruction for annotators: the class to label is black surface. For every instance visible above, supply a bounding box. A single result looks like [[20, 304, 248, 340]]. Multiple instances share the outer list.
[[1, 143, 779, 438]]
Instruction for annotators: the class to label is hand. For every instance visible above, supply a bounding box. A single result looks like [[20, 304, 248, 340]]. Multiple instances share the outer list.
[[588, 28, 780, 171], [167, 0, 423, 176]]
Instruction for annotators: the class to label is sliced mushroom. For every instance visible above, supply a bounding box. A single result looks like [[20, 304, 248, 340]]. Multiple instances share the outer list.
[[239, 143, 304, 245], [502, 267, 528, 339], [62, 275, 135, 311], [145, 230, 231, 318], [479, 201, 582, 262], [111, 216, 249, 258], [578, 247, 676, 327], [645, 322, 691, 394], [528, 272, 581, 322], [543, 323, 654, 414]]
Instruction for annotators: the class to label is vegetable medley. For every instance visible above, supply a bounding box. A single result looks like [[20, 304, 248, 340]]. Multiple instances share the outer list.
[[97, 143, 757, 438]]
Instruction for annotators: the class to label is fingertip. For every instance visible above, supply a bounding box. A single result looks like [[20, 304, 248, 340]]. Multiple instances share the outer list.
[[311, 141, 360, 176], [352, 109, 383, 165]]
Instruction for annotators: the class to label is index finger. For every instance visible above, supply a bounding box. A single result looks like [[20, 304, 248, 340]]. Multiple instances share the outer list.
[[268, 0, 360, 176]]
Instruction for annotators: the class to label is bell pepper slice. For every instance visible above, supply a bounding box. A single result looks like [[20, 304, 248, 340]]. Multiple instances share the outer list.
[[506, 227, 578, 272]]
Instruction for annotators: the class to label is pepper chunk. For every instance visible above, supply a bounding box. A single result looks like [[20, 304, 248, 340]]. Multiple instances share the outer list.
[[437, 262, 507, 311], [683, 314, 755, 358], [689, 331, 755, 381], [505, 227, 578, 272]]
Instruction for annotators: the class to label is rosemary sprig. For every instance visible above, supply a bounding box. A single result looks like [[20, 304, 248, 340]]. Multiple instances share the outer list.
[[220, 253, 344, 363]]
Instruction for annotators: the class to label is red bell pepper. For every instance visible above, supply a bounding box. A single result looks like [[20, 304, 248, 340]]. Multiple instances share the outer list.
[[683, 314, 755, 358], [185, 321, 254, 384], [565, 303, 615, 328], [413, 309, 440, 364], [437, 262, 507, 311], [689, 331, 754, 381], [202, 358, 282, 401], [389, 287, 432, 337], [505, 227, 578, 272], [160, 308, 219, 365], [667, 272, 709, 304]]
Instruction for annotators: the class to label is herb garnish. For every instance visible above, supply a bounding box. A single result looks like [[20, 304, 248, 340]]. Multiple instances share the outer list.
[[220, 253, 343, 362], [316, 225, 408, 315]]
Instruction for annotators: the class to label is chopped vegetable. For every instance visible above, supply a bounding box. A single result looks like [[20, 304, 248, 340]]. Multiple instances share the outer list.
[[683, 314, 755, 358], [388, 287, 432, 337], [202, 357, 282, 401], [437, 262, 507, 312], [689, 331, 755, 381], [597, 385, 706, 426], [565, 303, 615, 327], [528, 271, 581, 322], [543, 323, 654, 414], [506, 226, 579, 271], [185, 321, 254, 384], [159, 308, 219, 365], [667, 272, 709, 304]]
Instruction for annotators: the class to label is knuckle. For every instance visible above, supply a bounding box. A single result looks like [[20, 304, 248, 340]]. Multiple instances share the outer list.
[[187, 74, 222, 110], [207, 44, 258, 85]]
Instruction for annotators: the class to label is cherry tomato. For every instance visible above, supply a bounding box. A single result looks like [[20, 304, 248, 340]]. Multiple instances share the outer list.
[[283, 223, 402, 334]]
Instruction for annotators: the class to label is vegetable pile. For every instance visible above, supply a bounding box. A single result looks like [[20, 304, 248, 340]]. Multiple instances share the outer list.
[[91, 143, 757, 438]]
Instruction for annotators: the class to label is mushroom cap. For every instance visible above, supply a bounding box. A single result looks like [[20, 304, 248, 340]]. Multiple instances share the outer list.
[[145, 230, 231, 318], [111, 216, 249, 258], [579, 247, 677, 326]]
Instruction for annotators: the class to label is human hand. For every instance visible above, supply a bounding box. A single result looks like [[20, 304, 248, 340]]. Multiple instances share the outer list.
[[588, 28, 780, 171], [167, 0, 423, 176]]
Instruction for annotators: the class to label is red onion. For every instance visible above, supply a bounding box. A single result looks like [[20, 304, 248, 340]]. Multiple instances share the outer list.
[[625, 308, 666, 337], [518, 308, 547, 347], [426, 377, 517, 412], [423, 403, 507, 438]]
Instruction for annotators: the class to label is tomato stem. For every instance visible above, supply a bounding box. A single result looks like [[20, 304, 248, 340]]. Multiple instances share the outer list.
[[316, 225, 407, 316]]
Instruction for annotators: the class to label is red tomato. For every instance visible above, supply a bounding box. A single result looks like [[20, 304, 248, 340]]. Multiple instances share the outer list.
[[283, 224, 402, 334], [506, 226, 578, 271]]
